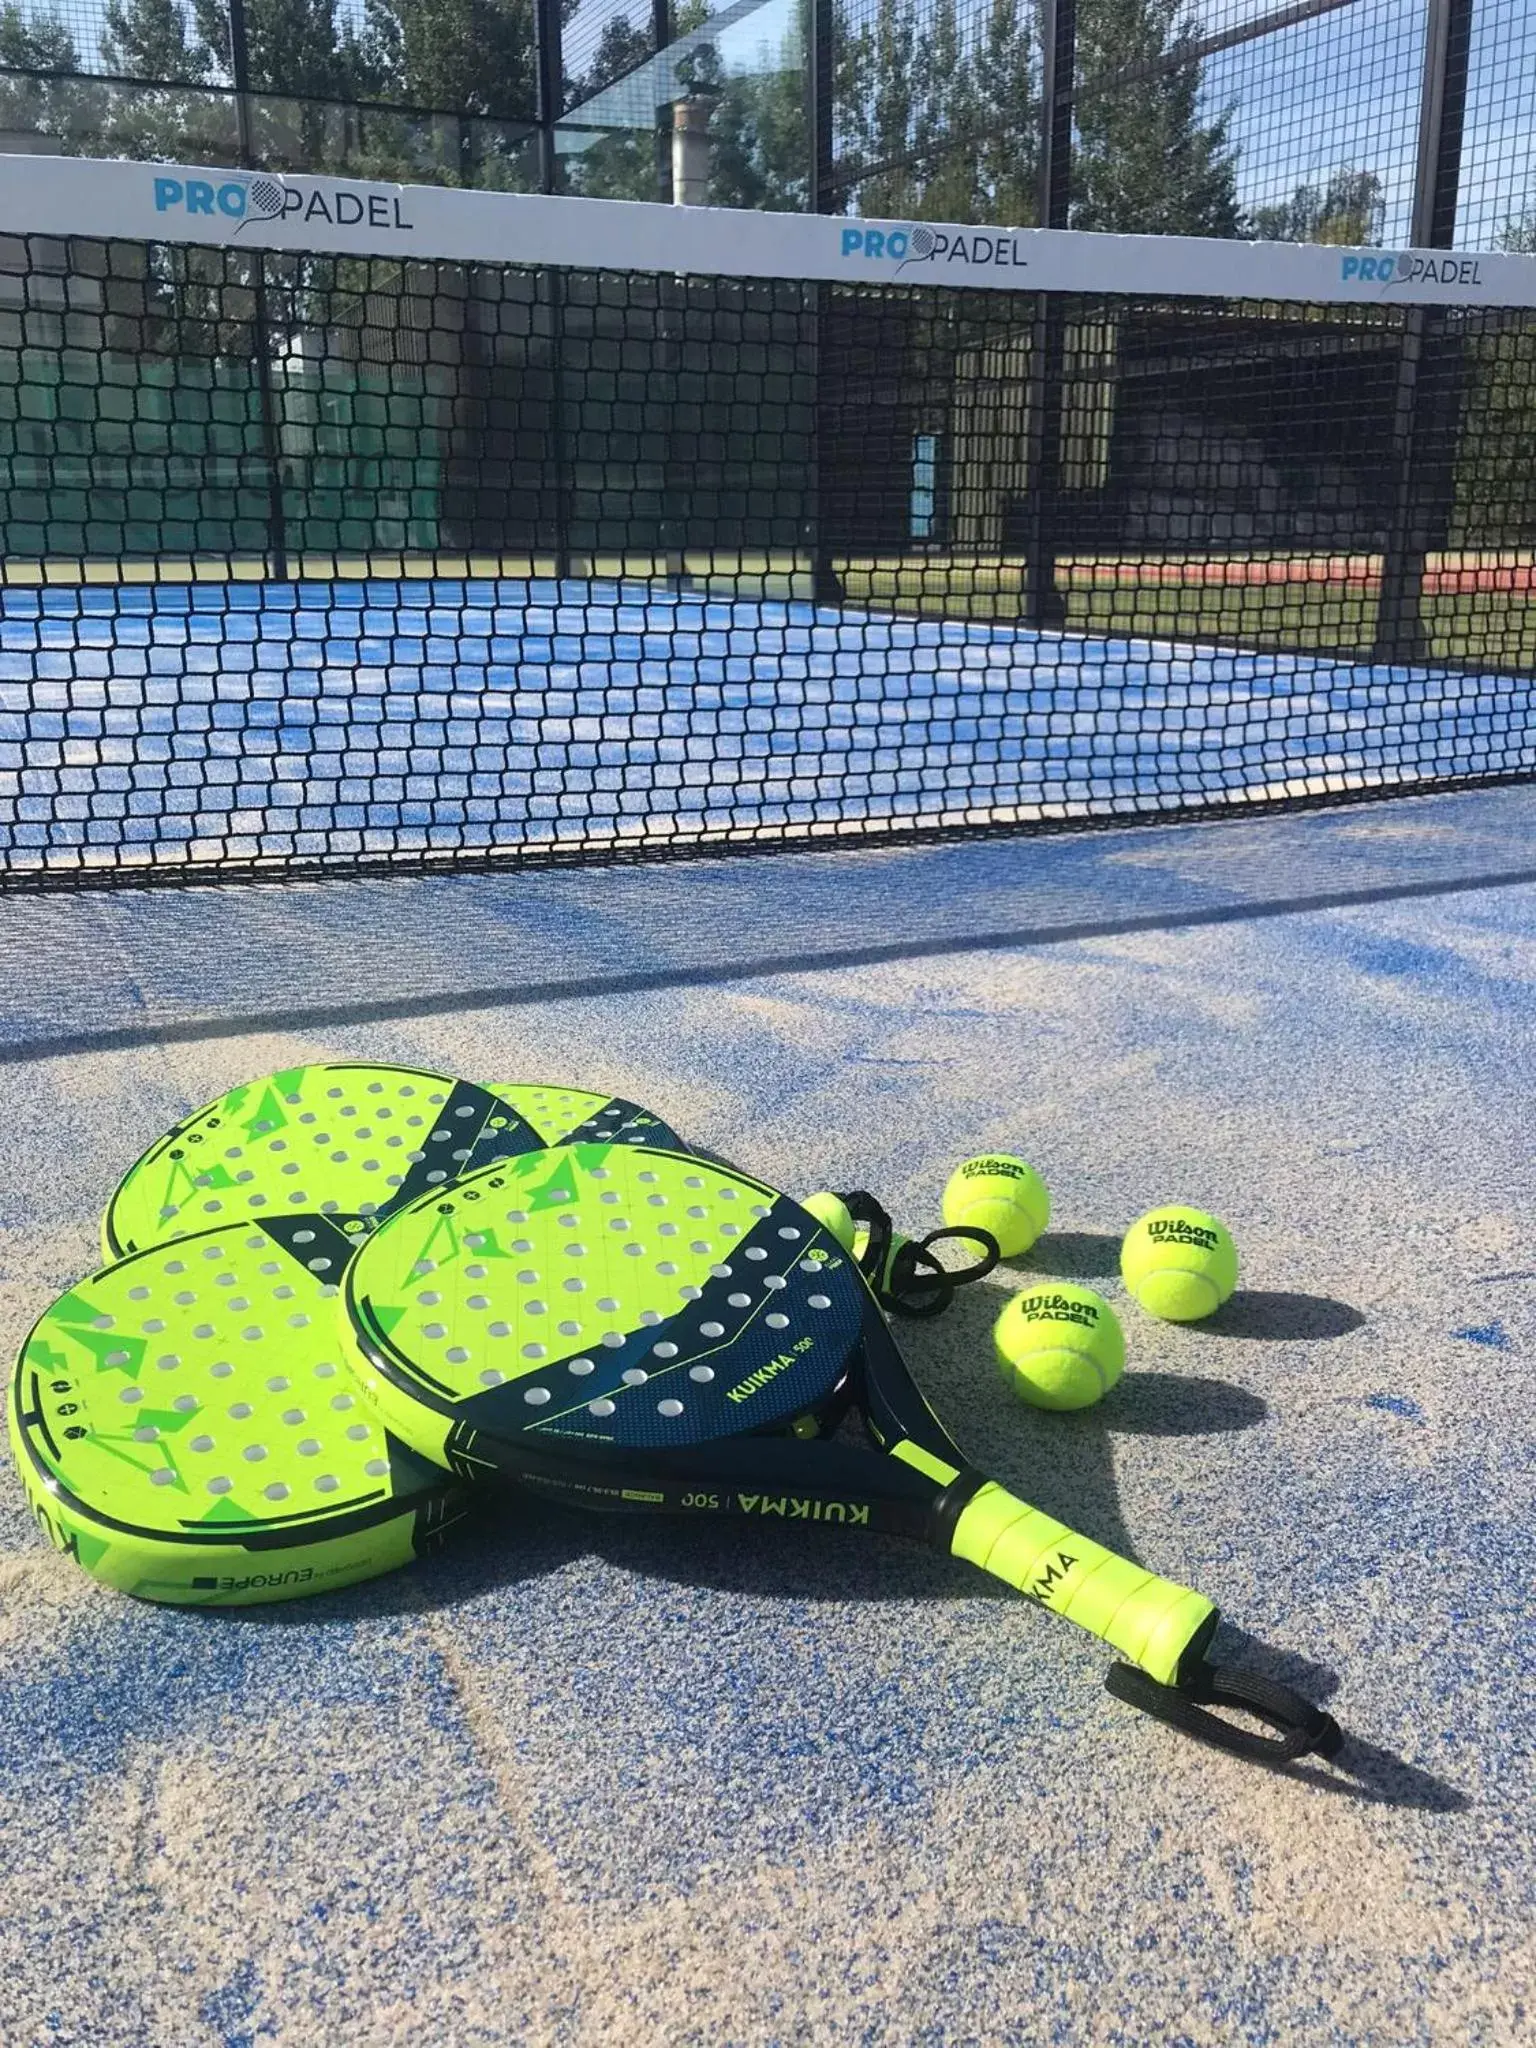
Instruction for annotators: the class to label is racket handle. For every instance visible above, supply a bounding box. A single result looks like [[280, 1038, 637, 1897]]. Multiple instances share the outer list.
[[950, 1481, 1216, 1687]]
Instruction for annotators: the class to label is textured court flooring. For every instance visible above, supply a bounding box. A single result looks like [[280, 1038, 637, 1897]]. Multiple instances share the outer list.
[[2, 786, 1533, 2045]]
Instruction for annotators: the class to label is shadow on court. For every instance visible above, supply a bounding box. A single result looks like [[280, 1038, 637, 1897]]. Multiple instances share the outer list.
[[6, 782, 1536, 1064]]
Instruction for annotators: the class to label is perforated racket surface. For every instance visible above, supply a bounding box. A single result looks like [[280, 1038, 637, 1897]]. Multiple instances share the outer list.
[[9, 1217, 465, 1605], [345, 1144, 851, 1459], [103, 1062, 680, 1257]]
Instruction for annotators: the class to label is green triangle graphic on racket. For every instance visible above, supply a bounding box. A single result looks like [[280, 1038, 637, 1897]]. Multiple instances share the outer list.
[[9, 1214, 469, 1606], [102, 1062, 681, 1257]]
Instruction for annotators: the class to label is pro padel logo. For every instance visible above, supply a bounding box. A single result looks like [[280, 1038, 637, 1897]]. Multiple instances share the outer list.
[[1340, 251, 1485, 289], [151, 173, 415, 235], [841, 223, 1028, 278]]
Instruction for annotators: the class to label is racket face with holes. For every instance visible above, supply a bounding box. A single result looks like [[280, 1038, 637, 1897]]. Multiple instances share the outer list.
[[8, 1217, 467, 1605], [343, 1144, 864, 1469], [102, 1062, 681, 1258]]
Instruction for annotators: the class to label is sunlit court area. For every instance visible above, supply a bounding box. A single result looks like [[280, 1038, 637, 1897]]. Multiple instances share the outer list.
[[3, 2, 1536, 2044]]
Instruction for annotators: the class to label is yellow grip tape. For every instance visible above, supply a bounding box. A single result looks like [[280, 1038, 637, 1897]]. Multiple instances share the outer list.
[[950, 1481, 1216, 1686]]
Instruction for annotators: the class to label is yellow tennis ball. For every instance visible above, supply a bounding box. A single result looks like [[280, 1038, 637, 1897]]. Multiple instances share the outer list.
[[994, 1283, 1125, 1410], [802, 1190, 857, 1253], [942, 1154, 1050, 1258], [1121, 1206, 1238, 1322]]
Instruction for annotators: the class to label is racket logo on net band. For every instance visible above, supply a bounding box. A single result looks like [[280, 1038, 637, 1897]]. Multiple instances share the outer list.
[[1340, 252, 1485, 290], [151, 174, 415, 235], [841, 224, 1027, 277]]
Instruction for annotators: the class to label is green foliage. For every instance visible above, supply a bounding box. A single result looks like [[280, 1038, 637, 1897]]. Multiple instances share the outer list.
[[356, 0, 536, 119], [1248, 170, 1385, 246], [572, 14, 652, 102], [0, 6, 108, 141], [101, 0, 212, 81], [5, 0, 1245, 234], [564, 126, 657, 203], [1070, 0, 1238, 235], [1, 0, 80, 68], [709, 56, 807, 212]]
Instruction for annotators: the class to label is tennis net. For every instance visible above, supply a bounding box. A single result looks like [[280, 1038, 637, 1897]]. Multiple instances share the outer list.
[[4, 155, 1536, 888]]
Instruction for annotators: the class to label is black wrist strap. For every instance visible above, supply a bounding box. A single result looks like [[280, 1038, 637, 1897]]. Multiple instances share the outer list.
[[1106, 1660, 1344, 1765]]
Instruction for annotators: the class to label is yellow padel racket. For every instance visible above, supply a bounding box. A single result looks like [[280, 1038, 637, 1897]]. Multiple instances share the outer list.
[[340, 1145, 1341, 1765], [103, 1062, 681, 1257], [9, 1216, 468, 1605]]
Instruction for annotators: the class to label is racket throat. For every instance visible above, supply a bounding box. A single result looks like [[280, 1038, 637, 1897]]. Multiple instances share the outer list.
[[925, 1465, 994, 1548]]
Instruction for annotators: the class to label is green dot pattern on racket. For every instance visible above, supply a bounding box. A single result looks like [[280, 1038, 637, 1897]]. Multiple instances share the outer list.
[[102, 1062, 681, 1258], [344, 1144, 861, 1460], [8, 1215, 467, 1605]]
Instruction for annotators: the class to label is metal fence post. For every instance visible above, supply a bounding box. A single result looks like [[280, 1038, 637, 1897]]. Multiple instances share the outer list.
[[654, 0, 674, 203], [228, 0, 290, 583], [1022, 0, 1074, 632], [533, 0, 572, 583], [808, 0, 841, 606], [1375, 0, 1475, 664]]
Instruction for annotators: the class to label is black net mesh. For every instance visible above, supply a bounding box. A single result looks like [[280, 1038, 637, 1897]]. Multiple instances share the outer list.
[[4, 192, 1536, 888]]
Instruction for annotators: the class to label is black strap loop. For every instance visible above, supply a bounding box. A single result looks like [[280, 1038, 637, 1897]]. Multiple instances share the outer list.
[[1105, 1660, 1344, 1765], [837, 1191, 1000, 1319]]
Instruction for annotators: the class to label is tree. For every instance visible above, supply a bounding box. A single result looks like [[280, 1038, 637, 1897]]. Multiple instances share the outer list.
[[969, 0, 1038, 227], [1249, 170, 1385, 245], [0, 6, 107, 145], [708, 49, 807, 212], [359, 0, 536, 119], [193, 0, 362, 98], [571, 13, 652, 104], [101, 0, 212, 81], [1070, 0, 1238, 236]]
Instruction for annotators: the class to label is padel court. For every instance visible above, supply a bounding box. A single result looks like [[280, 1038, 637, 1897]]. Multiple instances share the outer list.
[[3, 792, 1533, 2044], [2, 155, 1534, 2045]]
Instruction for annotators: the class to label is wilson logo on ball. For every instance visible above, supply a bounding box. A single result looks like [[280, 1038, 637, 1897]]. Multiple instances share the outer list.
[[1147, 1220, 1220, 1251], [1016, 1293, 1101, 1328]]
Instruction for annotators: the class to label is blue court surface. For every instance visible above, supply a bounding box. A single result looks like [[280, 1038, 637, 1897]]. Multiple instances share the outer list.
[[5, 578, 1534, 872], [2, 784, 1534, 2044]]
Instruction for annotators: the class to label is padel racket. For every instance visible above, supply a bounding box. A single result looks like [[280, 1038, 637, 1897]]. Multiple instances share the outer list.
[[9, 1217, 466, 1605], [340, 1145, 1339, 1762], [103, 1062, 681, 1257]]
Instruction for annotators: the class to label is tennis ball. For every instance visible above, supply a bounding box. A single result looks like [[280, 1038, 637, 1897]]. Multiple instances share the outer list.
[[942, 1154, 1050, 1258], [994, 1283, 1125, 1410], [803, 1190, 857, 1253], [1121, 1206, 1238, 1322]]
